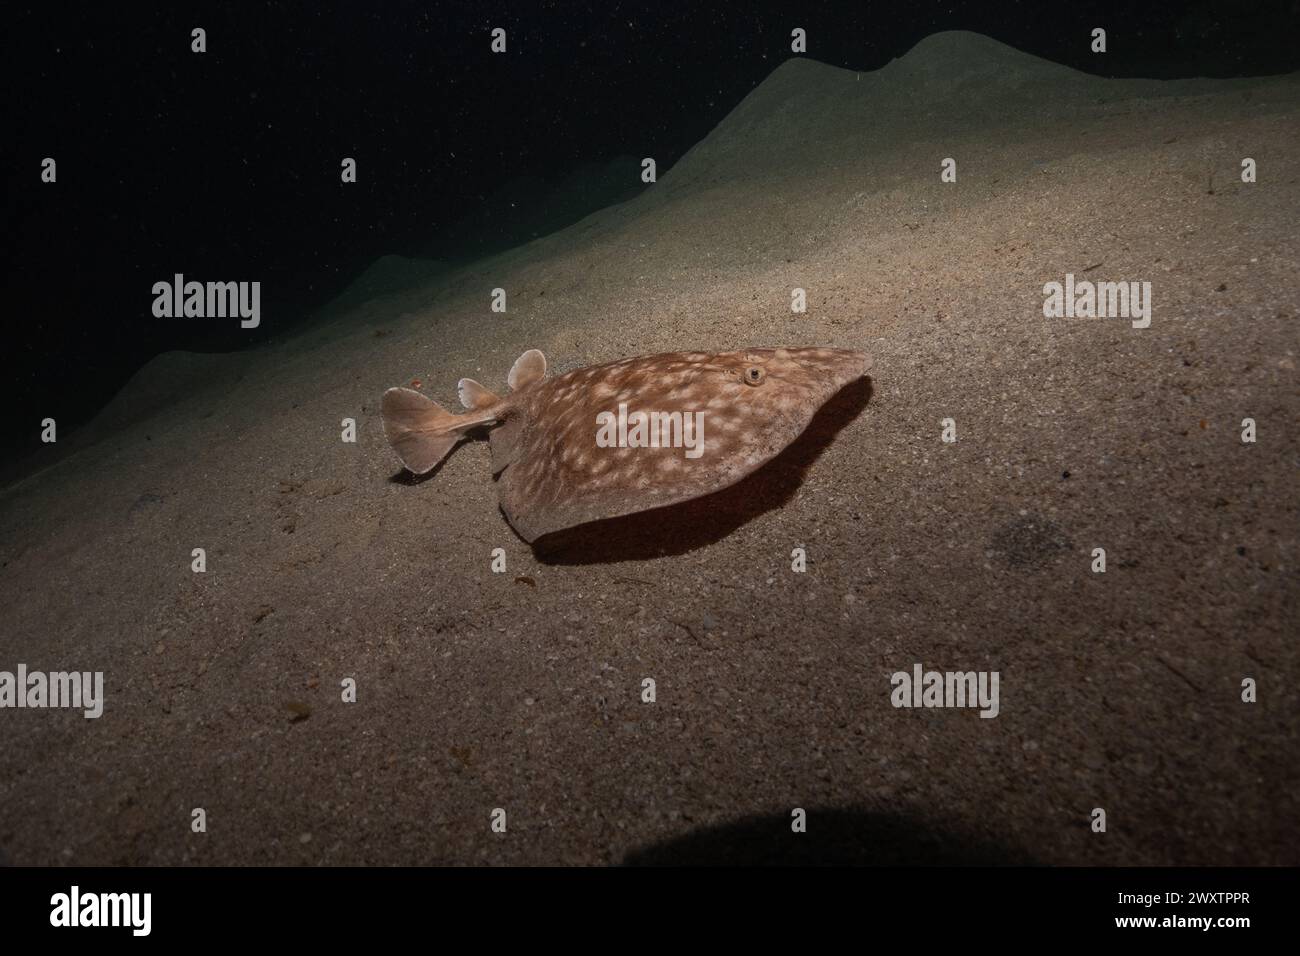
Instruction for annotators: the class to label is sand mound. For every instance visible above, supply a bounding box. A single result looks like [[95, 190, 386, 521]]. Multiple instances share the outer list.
[[413, 156, 647, 261], [330, 254, 448, 305]]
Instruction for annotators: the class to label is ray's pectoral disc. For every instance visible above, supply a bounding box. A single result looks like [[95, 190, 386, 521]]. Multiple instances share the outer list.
[[381, 347, 871, 543]]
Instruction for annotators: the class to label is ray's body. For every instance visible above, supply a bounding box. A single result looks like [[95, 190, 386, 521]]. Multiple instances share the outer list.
[[382, 347, 870, 542]]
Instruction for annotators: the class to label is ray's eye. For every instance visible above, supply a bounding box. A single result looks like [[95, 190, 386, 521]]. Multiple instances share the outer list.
[[743, 366, 766, 387]]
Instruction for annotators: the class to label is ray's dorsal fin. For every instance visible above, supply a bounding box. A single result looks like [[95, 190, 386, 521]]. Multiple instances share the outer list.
[[507, 349, 547, 391], [457, 378, 501, 411]]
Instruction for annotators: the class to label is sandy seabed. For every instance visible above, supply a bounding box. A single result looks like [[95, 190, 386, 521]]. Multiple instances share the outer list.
[[1, 33, 1297, 865]]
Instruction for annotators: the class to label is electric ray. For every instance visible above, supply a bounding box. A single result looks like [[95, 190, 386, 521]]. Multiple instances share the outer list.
[[382, 347, 871, 542]]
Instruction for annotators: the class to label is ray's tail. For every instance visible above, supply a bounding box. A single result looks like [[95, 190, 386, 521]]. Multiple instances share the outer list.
[[381, 387, 492, 475]]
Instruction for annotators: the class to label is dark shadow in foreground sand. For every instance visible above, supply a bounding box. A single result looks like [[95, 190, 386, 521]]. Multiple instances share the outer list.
[[622, 806, 1040, 866], [532, 376, 873, 564]]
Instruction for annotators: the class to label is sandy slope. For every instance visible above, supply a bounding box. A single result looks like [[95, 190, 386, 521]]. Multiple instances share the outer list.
[[1, 32, 1297, 865]]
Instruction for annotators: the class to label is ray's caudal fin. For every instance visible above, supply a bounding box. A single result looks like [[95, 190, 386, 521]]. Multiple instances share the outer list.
[[381, 387, 496, 475], [381, 350, 543, 476]]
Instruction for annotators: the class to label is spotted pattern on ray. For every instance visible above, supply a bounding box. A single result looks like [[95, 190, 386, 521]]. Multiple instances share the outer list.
[[488, 347, 871, 542]]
